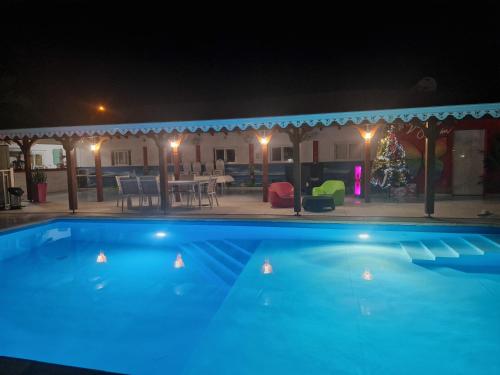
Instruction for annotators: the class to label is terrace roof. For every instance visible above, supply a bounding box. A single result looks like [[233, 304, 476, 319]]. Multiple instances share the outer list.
[[1, 102, 500, 140]]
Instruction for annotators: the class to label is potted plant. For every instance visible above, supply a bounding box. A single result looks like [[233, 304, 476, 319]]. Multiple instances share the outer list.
[[32, 169, 48, 203]]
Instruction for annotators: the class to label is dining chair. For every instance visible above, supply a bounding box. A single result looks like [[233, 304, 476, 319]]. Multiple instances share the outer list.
[[138, 176, 160, 209], [192, 161, 202, 176], [206, 176, 219, 208], [119, 177, 141, 212]]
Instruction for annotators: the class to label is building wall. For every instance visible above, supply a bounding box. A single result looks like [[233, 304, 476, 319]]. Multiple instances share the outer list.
[[75, 127, 372, 168], [14, 170, 68, 193], [9, 143, 65, 169]]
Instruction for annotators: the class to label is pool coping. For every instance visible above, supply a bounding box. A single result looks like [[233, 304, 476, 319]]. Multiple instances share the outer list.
[[2, 213, 500, 236]]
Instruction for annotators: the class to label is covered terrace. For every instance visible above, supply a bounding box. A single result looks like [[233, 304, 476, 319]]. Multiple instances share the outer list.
[[1, 102, 500, 218]]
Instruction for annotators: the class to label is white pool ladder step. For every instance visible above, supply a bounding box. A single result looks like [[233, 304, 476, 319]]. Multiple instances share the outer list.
[[420, 240, 459, 258], [400, 241, 435, 261]]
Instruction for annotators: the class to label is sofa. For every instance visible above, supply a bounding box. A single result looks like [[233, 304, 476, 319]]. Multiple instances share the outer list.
[[312, 180, 345, 206], [268, 182, 294, 208]]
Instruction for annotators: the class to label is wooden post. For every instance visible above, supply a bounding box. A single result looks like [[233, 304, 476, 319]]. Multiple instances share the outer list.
[[20, 138, 34, 201], [95, 147, 103, 202], [154, 134, 169, 213], [424, 121, 437, 217], [312, 140, 319, 163], [262, 142, 269, 202], [172, 146, 180, 180], [13, 138, 35, 201], [364, 139, 371, 203], [195, 144, 201, 163], [61, 138, 78, 213], [292, 129, 301, 215], [249, 143, 254, 165], [93, 138, 108, 202], [142, 146, 149, 172]]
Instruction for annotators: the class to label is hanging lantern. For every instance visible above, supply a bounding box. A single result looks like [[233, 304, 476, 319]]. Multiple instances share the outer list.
[[174, 253, 185, 269], [96, 251, 107, 263], [261, 258, 273, 274]]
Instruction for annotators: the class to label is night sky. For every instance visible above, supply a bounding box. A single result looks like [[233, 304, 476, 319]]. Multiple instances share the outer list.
[[1, 1, 500, 127]]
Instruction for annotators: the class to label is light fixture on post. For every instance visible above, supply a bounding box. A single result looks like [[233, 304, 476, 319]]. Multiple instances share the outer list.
[[90, 136, 98, 152], [97, 104, 106, 113], [356, 124, 380, 204], [257, 131, 271, 202], [170, 137, 181, 180]]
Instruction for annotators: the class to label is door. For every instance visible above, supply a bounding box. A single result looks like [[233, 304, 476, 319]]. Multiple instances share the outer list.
[[452, 129, 484, 195]]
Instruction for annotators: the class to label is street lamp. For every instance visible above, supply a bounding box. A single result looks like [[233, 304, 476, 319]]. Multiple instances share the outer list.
[[97, 105, 106, 112]]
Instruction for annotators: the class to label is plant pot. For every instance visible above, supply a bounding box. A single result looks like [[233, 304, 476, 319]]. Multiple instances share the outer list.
[[35, 183, 48, 203]]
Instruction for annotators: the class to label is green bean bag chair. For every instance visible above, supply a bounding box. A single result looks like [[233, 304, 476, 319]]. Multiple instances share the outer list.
[[312, 180, 345, 205]]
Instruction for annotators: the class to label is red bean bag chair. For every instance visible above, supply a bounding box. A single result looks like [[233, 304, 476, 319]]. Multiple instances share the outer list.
[[268, 182, 294, 208]]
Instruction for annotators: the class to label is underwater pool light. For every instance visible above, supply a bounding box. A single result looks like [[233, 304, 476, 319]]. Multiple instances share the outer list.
[[358, 233, 370, 240], [362, 269, 373, 281], [155, 231, 167, 238], [261, 258, 273, 274], [174, 253, 185, 269], [96, 251, 107, 263]]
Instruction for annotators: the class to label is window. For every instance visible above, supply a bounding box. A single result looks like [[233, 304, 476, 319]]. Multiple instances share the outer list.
[[52, 149, 63, 166], [111, 150, 131, 166], [214, 148, 236, 163], [271, 146, 293, 162], [332, 143, 363, 160], [32, 154, 43, 167]]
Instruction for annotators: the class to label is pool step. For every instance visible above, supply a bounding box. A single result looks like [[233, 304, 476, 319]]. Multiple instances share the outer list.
[[401, 235, 500, 267], [400, 241, 435, 261], [178, 239, 259, 288], [177, 244, 230, 289], [465, 235, 500, 254], [421, 240, 459, 258], [482, 234, 500, 248], [191, 242, 241, 277], [441, 238, 483, 256], [181, 243, 237, 286]]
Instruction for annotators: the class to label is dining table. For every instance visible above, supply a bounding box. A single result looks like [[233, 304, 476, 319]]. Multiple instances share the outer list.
[[168, 178, 210, 208]]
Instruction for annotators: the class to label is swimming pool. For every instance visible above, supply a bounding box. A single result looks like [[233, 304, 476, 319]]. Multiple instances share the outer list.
[[1, 218, 500, 374]]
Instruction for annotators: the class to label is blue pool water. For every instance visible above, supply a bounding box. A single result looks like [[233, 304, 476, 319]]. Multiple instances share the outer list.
[[1, 219, 500, 374]]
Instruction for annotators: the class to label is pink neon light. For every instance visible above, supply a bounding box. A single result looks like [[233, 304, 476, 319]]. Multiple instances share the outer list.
[[354, 165, 362, 196], [354, 165, 362, 180], [354, 181, 361, 196]]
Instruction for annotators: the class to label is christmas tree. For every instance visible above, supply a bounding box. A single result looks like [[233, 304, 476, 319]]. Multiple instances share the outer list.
[[370, 125, 409, 189]]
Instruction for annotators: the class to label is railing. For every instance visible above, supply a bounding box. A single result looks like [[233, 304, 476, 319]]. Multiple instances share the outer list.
[[0, 168, 14, 209]]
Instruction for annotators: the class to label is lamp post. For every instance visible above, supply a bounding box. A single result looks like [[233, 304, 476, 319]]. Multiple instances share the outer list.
[[91, 137, 108, 202], [363, 130, 372, 203], [258, 134, 270, 202], [170, 139, 180, 180]]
